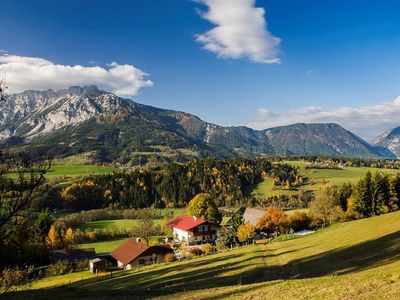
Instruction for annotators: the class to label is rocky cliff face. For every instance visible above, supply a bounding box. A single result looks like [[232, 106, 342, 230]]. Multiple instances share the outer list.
[[373, 127, 400, 158]]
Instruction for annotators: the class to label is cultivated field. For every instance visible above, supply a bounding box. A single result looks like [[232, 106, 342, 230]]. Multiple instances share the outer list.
[[78, 219, 165, 232], [8, 210, 400, 299], [46, 155, 119, 181]]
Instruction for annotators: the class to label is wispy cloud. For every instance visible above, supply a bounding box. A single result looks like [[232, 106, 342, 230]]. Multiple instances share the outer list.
[[247, 96, 400, 141], [195, 0, 281, 64], [0, 54, 153, 97]]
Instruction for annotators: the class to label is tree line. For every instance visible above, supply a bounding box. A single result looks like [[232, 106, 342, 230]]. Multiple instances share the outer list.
[[34, 157, 300, 211]]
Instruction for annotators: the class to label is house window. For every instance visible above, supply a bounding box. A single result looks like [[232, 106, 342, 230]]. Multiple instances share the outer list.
[[138, 258, 146, 265], [208, 226, 211, 231]]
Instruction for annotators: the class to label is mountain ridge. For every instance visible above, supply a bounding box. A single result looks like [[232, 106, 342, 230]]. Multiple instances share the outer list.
[[373, 126, 400, 158], [0, 86, 396, 164]]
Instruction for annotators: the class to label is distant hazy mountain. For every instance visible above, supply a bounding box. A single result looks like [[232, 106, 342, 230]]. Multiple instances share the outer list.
[[0, 86, 395, 164], [373, 127, 400, 158]]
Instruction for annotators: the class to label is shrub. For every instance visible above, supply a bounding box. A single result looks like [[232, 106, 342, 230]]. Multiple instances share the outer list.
[[215, 238, 225, 251], [46, 261, 71, 276], [288, 212, 311, 232], [256, 207, 288, 237], [164, 253, 176, 263], [0, 266, 32, 292], [201, 243, 213, 255], [74, 259, 89, 272], [236, 223, 256, 243], [188, 247, 202, 257]]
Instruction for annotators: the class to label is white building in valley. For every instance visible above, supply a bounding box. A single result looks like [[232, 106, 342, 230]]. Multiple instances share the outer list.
[[168, 216, 220, 245]]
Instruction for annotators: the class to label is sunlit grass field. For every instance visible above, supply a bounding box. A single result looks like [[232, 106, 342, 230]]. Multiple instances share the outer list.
[[46, 155, 119, 180], [78, 219, 165, 232], [79, 238, 130, 254], [8, 210, 400, 299], [251, 160, 400, 198]]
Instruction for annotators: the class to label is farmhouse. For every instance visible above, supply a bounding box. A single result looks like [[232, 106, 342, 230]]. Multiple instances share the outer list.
[[168, 216, 220, 245], [110, 238, 173, 270]]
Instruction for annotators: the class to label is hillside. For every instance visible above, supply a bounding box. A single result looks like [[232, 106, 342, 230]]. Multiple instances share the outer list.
[[373, 126, 400, 158], [265, 123, 394, 158], [0, 86, 395, 163], [7, 210, 400, 299]]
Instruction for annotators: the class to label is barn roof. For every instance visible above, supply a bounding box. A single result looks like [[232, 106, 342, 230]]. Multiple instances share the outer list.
[[167, 215, 208, 231], [243, 208, 266, 227], [50, 248, 96, 264], [110, 239, 173, 265]]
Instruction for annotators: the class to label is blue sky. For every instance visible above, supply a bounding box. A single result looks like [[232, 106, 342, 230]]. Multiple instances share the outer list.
[[1, 0, 400, 140]]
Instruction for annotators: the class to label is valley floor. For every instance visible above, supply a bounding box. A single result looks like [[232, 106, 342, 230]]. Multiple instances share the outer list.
[[4, 211, 400, 300]]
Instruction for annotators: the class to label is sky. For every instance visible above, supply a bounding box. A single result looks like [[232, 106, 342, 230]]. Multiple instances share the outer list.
[[1, 0, 400, 141]]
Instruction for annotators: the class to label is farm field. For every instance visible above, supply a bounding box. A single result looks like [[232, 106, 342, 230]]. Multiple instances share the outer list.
[[78, 219, 165, 232], [8, 210, 400, 299], [47, 156, 119, 179], [251, 160, 400, 198], [79, 238, 129, 254]]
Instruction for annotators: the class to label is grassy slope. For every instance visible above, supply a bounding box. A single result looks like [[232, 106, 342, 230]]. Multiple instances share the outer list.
[[78, 238, 129, 254], [8, 211, 400, 299], [251, 161, 399, 198], [78, 219, 165, 231], [46, 155, 119, 180]]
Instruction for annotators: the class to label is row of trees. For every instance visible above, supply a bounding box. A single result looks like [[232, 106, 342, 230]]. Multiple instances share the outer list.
[[309, 171, 400, 227], [34, 158, 299, 212]]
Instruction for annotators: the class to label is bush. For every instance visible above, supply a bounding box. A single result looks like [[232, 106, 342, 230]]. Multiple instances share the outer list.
[[215, 239, 225, 251], [201, 243, 213, 255], [188, 247, 202, 257], [288, 212, 311, 232], [0, 266, 32, 292], [164, 253, 176, 263], [46, 261, 71, 276], [74, 259, 89, 272]]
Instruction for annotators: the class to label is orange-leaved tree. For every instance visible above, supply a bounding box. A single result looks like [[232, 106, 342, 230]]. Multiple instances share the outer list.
[[256, 207, 288, 237]]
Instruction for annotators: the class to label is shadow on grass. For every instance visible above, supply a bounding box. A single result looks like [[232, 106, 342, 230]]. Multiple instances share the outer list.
[[264, 229, 400, 280], [5, 230, 400, 299]]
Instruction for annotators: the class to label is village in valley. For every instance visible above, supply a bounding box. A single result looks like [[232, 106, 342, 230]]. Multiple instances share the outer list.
[[2, 1, 400, 299]]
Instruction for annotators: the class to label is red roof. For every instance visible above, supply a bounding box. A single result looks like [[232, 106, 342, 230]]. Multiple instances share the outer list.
[[167, 215, 207, 231], [110, 239, 173, 265]]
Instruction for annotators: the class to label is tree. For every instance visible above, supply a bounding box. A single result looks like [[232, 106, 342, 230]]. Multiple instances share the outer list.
[[256, 207, 288, 236], [64, 228, 77, 248], [186, 193, 221, 223], [236, 223, 256, 243], [309, 185, 343, 227], [0, 152, 51, 243], [288, 212, 310, 232], [353, 171, 373, 216], [46, 225, 61, 250], [390, 173, 400, 210], [0, 151, 51, 268], [130, 209, 159, 244], [371, 172, 391, 214]]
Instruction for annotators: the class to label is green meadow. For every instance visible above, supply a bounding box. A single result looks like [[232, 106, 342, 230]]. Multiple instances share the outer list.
[[251, 160, 400, 198], [78, 219, 165, 232], [78, 238, 129, 254], [7, 210, 400, 299]]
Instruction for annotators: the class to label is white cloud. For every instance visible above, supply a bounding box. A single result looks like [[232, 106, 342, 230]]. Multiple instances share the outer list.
[[247, 96, 400, 141], [195, 0, 281, 64], [0, 54, 153, 97]]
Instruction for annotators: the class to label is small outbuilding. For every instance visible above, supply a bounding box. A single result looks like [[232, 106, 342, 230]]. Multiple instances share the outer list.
[[110, 238, 173, 270], [89, 258, 108, 273]]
